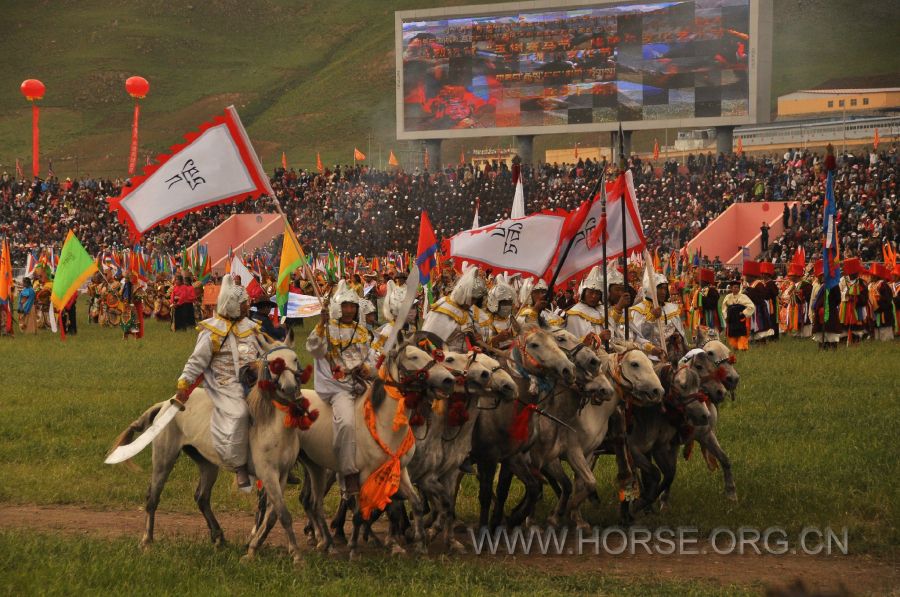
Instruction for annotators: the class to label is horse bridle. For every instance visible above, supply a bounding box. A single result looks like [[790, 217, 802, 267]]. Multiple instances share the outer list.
[[258, 346, 302, 407]]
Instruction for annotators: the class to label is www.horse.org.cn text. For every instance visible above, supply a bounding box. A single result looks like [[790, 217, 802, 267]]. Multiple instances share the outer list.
[[468, 526, 849, 556]]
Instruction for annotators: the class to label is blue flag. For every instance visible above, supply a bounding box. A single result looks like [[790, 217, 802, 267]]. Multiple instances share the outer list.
[[822, 170, 841, 289]]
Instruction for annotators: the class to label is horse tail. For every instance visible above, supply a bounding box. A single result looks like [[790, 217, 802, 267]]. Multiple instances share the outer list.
[[106, 402, 164, 471]]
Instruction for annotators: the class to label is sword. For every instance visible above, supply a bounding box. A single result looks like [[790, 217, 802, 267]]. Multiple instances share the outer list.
[[104, 398, 185, 464]]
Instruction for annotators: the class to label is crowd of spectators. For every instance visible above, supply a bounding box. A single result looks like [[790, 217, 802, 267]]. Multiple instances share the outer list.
[[1, 144, 896, 271]]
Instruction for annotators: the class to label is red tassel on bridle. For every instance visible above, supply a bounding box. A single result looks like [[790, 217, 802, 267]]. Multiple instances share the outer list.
[[509, 402, 536, 442]]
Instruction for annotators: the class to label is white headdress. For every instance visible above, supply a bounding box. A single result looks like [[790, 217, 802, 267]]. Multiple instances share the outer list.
[[216, 273, 249, 319], [486, 278, 516, 314], [642, 270, 668, 298], [578, 265, 604, 296], [605, 261, 624, 294], [329, 279, 360, 320], [450, 266, 487, 306], [517, 277, 548, 307], [382, 279, 408, 322], [359, 298, 376, 318]]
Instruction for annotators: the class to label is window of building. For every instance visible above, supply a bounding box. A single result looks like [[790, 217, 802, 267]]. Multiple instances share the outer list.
[[863, 97, 869, 105], [827, 100, 834, 108], [850, 98, 857, 106], [839, 99, 845, 107]]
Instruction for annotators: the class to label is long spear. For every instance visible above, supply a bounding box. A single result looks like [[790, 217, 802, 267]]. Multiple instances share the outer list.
[[617, 123, 629, 340]]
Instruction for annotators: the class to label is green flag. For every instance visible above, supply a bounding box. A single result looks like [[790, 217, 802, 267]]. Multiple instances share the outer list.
[[51, 230, 98, 311]]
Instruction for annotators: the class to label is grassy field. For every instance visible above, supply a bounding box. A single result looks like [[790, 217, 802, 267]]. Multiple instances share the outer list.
[[0, 298, 898, 595], [0, 0, 897, 177], [0, 297, 897, 553], [0, 532, 760, 597]]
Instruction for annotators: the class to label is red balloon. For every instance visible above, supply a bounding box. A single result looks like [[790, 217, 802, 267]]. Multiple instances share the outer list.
[[20, 79, 45, 101], [125, 76, 150, 99]]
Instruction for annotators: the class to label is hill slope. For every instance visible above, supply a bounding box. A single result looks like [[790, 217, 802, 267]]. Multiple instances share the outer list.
[[0, 0, 896, 177]]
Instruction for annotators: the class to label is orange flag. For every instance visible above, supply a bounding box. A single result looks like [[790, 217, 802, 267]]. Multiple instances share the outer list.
[[423, 147, 430, 170], [653, 139, 659, 160], [873, 127, 880, 150], [736, 137, 744, 155], [459, 150, 465, 166], [316, 152, 324, 173], [281, 151, 287, 170], [354, 148, 366, 161], [388, 150, 399, 167]]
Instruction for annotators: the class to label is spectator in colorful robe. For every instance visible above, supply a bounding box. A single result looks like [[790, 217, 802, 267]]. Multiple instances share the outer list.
[[742, 261, 774, 342], [722, 279, 755, 351], [809, 259, 843, 349], [867, 263, 896, 341], [838, 257, 870, 342]]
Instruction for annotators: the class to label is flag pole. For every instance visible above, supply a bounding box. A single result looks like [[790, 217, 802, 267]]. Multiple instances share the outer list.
[[268, 189, 323, 305], [617, 123, 629, 340], [600, 179, 610, 350]]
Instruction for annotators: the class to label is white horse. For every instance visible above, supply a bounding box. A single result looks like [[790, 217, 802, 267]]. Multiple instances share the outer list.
[[106, 331, 308, 564], [298, 341, 456, 559]]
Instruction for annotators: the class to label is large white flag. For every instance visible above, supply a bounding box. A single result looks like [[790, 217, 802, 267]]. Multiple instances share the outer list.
[[109, 106, 273, 238], [554, 170, 646, 287], [447, 212, 567, 280]]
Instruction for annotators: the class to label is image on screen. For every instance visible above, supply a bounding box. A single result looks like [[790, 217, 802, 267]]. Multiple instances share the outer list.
[[401, 0, 751, 133]]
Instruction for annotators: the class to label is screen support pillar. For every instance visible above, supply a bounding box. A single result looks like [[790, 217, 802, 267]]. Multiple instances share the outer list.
[[515, 135, 534, 165], [716, 126, 735, 155], [423, 139, 442, 171], [611, 129, 633, 162]]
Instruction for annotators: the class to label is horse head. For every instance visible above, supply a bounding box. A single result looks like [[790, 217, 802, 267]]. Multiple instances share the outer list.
[[657, 363, 710, 427], [703, 339, 740, 392], [387, 341, 456, 397], [514, 325, 575, 384], [550, 328, 602, 380], [474, 352, 519, 402], [256, 328, 304, 399], [679, 349, 727, 404], [440, 351, 492, 392], [604, 348, 664, 405]]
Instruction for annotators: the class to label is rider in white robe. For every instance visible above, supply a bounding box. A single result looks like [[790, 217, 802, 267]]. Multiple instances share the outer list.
[[305, 280, 376, 496], [176, 273, 263, 492]]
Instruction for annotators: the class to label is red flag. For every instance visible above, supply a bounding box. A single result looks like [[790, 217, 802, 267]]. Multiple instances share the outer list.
[[416, 211, 438, 284], [354, 148, 366, 161], [316, 152, 324, 174], [873, 127, 880, 150], [736, 137, 744, 155], [281, 151, 288, 170], [388, 151, 399, 167], [653, 139, 660, 160], [459, 150, 465, 166]]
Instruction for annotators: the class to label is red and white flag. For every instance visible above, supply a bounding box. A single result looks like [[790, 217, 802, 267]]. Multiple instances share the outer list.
[[445, 211, 568, 281], [552, 170, 646, 288], [230, 256, 264, 301], [108, 106, 273, 238]]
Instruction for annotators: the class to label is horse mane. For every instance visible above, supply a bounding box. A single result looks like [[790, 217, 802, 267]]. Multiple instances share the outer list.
[[245, 360, 275, 422], [369, 378, 387, 411]]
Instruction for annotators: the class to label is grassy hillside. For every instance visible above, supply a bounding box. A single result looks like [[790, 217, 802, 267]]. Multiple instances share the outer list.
[[0, 0, 896, 177]]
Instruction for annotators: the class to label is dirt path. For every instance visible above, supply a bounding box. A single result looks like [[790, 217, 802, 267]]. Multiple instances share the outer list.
[[0, 504, 896, 595]]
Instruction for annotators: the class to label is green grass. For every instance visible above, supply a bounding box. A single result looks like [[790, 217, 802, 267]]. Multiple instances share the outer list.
[[0, 0, 897, 177], [0, 297, 897, 557], [0, 531, 756, 597]]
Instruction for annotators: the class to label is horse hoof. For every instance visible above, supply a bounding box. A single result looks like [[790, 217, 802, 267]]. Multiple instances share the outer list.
[[333, 534, 348, 546], [425, 528, 439, 543], [139, 540, 152, 552], [413, 543, 428, 555], [292, 554, 304, 567], [240, 553, 255, 564], [213, 535, 226, 548], [659, 501, 670, 514]]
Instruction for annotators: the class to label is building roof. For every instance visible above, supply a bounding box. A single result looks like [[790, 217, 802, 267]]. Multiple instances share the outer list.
[[810, 73, 900, 91]]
